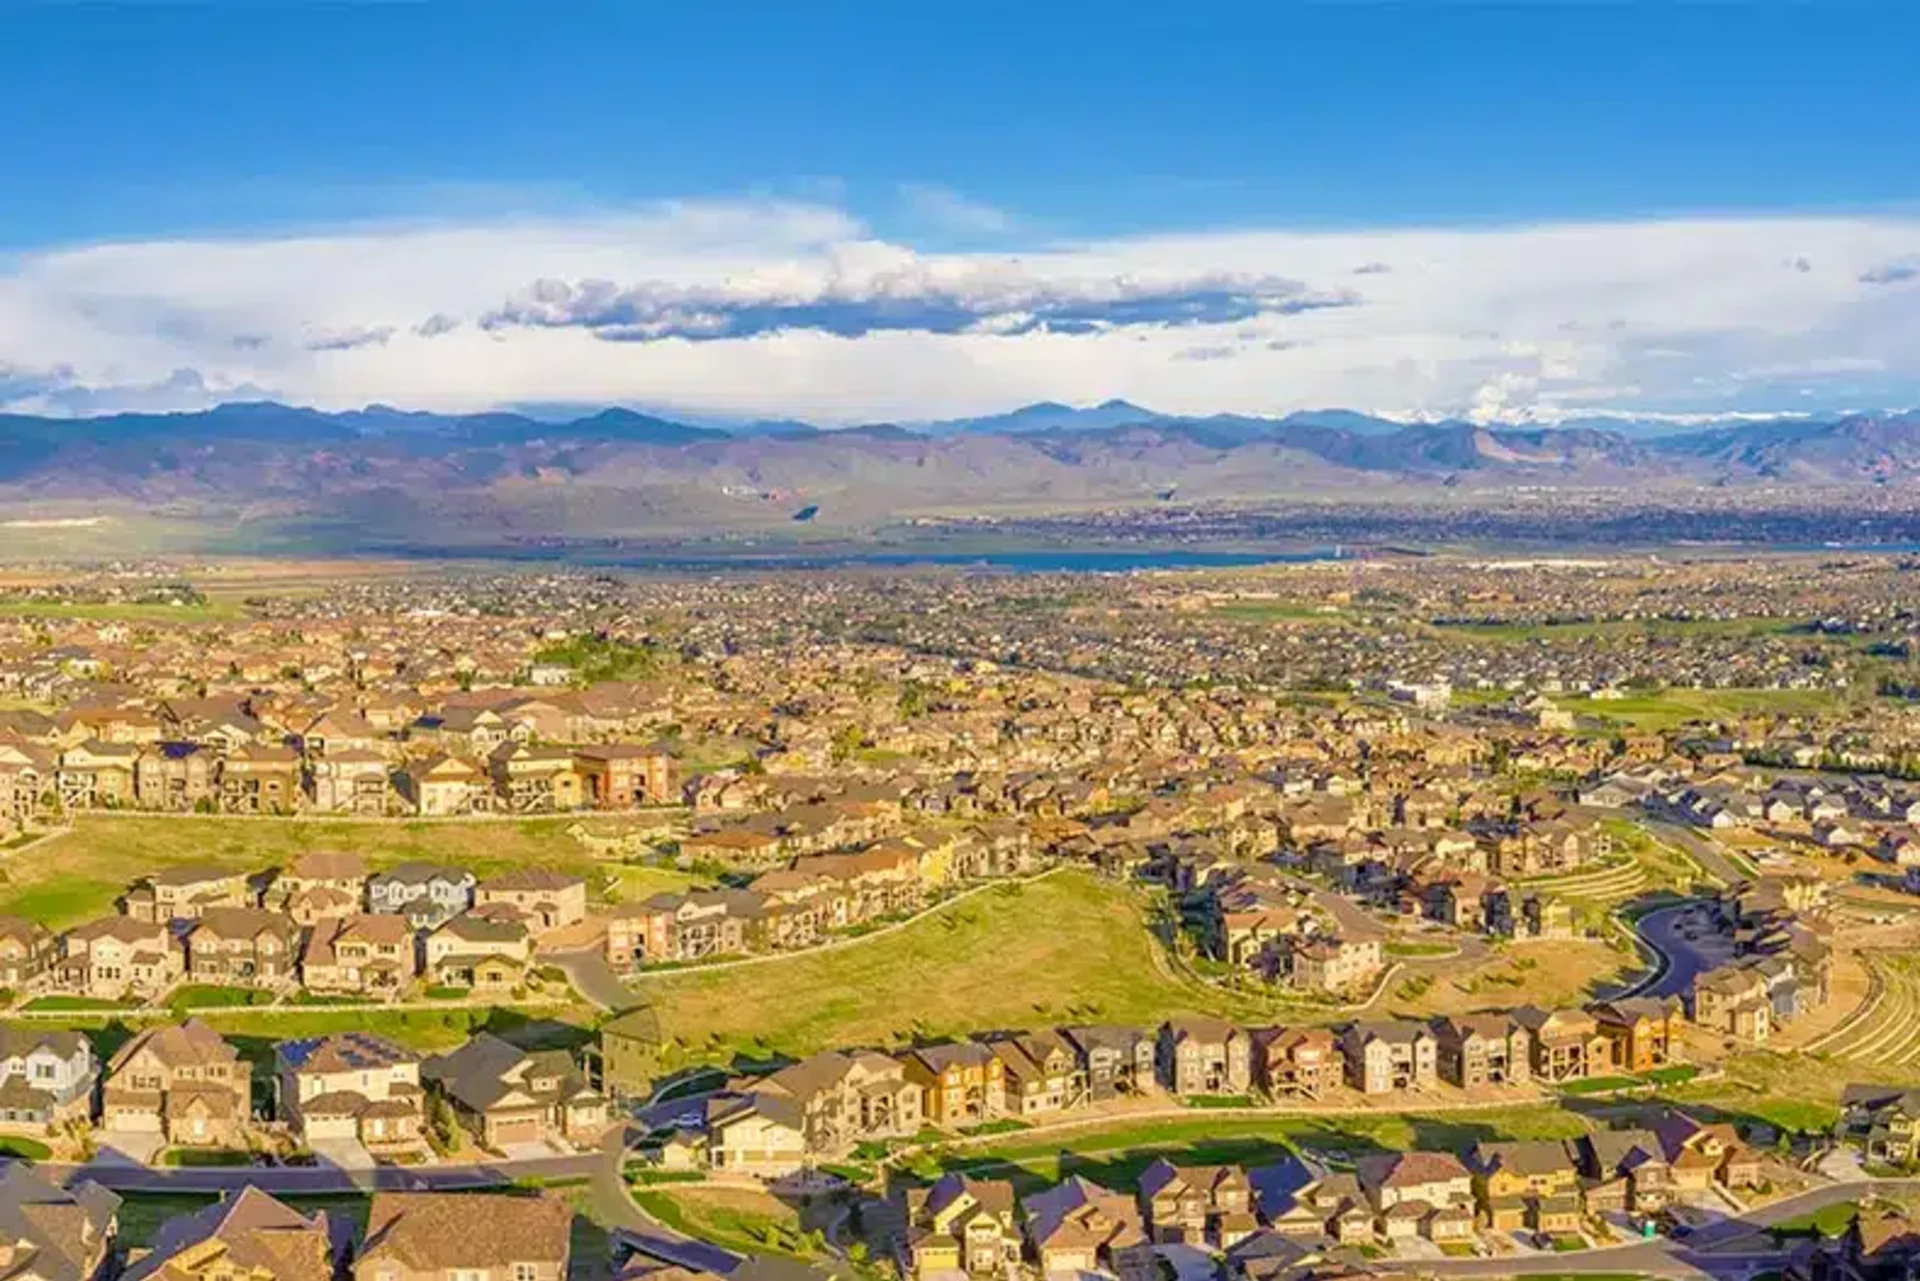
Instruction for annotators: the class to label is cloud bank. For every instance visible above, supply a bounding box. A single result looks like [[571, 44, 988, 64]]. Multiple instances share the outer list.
[[3, 196, 1919, 423]]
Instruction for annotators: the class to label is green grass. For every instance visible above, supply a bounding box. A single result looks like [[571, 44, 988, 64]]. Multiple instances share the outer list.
[[1773, 1202, 1861, 1239], [1384, 940, 1457, 957], [638, 871, 1310, 1069], [168, 985, 273, 1010], [159, 1147, 254, 1167], [1432, 617, 1800, 644], [20, 994, 136, 1012], [913, 1105, 1589, 1193], [0, 1136, 51, 1160], [1212, 601, 1346, 624], [631, 1187, 824, 1261], [0, 599, 246, 623], [1547, 688, 1848, 731], [1559, 1075, 1643, 1095]]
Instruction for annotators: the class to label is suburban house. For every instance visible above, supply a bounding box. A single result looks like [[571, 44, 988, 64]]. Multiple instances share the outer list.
[[0, 1026, 98, 1129], [899, 1173, 1021, 1279], [268, 851, 370, 922], [490, 744, 585, 813], [421, 1033, 609, 1151], [55, 741, 137, 809], [0, 915, 57, 989], [1287, 933, 1385, 994], [1651, 1110, 1764, 1192], [1433, 1013, 1532, 1089], [300, 914, 419, 996], [121, 1187, 337, 1281], [1591, 998, 1685, 1073], [0, 1163, 120, 1281], [122, 866, 252, 923], [1250, 1026, 1342, 1101], [595, 1007, 661, 1099], [218, 745, 304, 814], [1061, 1026, 1156, 1102], [605, 890, 764, 967], [705, 1050, 921, 1175], [1838, 1085, 1920, 1167], [403, 755, 491, 816], [134, 742, 217, 811], [1022, 1177, 1154, 1281], [184, 908, 301, 988], [57, 917, 185, 1001], [101, 1019, 253, 1149], [472, 871, 587, 933], [353, 1192, 572, 1281], [1157, 1016, 1252, 1097], [1340, 1021, 1438, 1095], [276, 1033, 425, 1155], [368, 864, 475, 929], [1577, 1128, 1674, 1213], [987, 1030, 1085, 1116], [903, 1043, 1007, 1127], [1513, 1007, 1609, 1083], [1469, 1140, 1581, 1234], [423, 917, 532, 992], [573, 743, 679, 808], [1138, 1159, 1256, 1248], [307, 749, 394, 815], [1357, 1150, 1475, 1242], [1691, 964, 1775, 1044]]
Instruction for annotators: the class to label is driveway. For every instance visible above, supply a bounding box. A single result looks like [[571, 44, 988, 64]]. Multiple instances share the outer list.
[[549, 948, 641, 1012], [92, 1128, 165, 1167], [309, 1138, 375, 1173]]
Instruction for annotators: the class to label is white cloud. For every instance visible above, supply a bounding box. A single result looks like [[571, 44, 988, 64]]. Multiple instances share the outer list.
[[3, 198, 1920, 422], [898, 183, 1016, 236]]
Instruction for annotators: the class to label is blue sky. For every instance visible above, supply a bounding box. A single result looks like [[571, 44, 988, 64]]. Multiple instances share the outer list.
[[3, 2, 1919, 421], [7, 3, 1917, 247]]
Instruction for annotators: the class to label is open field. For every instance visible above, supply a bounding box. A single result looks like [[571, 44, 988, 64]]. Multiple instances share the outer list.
[[0, 815, 708, 928], [914, 1105, 1592, 1192], [639, 871, 1309, 1068], [1387, 938, 1632, 1019], [630, 1186, 826, 1261], [1548, 688, 1851, 730], [1806, 952, 1920, 1069], [0, 599, 248, 624], [1431, 618, 1803, 643]]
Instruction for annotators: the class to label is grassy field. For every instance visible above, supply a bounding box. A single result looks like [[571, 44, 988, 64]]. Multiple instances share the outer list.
[[0, 815, 708, 928], [630, 1186, 825, 1261], [1386, 939, 1631, 1019], [915, 1105, 1591, 1192], [639, 871, 1306, 1068], [1548, 688, 1849, 730], [1430, 618, 1801, 643], [0, 599, 249, 624]]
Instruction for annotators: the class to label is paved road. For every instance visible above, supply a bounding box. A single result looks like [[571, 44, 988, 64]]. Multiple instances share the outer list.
[[1646, 819, 1751, 887], [549, 948, 642, 1013], [1628, 902, 1722, 1000], [590, 1127, 744, 1275]]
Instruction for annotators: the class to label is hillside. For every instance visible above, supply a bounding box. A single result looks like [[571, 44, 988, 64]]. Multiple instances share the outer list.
[[1, 401, 1917, 554]]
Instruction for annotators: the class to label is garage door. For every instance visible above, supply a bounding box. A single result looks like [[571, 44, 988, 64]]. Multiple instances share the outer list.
[[491, 1114, 543, 1145]]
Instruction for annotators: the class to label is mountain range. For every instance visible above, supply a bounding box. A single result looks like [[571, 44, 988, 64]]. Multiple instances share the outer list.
[[1, 400, 1917, 554]]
